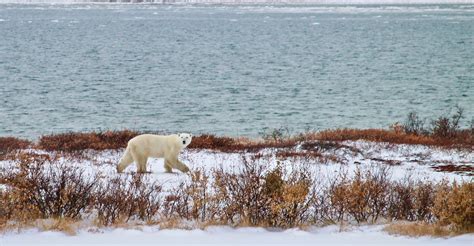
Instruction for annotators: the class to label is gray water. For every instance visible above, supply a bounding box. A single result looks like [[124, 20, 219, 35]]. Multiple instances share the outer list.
[[1, 4, 473, 138]]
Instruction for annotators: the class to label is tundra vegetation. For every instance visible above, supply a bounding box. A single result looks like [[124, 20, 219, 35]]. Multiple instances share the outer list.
[[0, 109, 473, 236]]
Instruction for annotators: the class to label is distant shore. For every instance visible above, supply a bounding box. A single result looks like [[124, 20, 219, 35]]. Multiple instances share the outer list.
[[1, 0, 473, 4]]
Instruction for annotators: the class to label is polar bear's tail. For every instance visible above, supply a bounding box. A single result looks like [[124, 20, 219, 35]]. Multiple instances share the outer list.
[[117, 146, 133, 173]]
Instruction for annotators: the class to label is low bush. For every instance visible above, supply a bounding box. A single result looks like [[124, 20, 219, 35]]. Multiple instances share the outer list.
[[189, 134, 295, 152], [0, 137, 31, 156], [210, 158, 314, 228], [265, 166, 314, 227], [162, 170, 210, 223], [0, 152, 472, 235], [188, 134, 236, 151], [298, 107, 473, 148], [211, 157, 270, 226], [403, 112, 427, 136], [95, 175, 162, 226], [431, 106, 464, 139], [259, 127, 291, 142], [387, 179, 435, 222], [161, 158, 315, 228], [327, 167, 390, 224], [307, 127, 473, 148], [432, 181, 473, 231], [36, 131, 294, 153], [0, 153, 99, 221], [0, 189, 14, 226], [38, 130, 139, 152]]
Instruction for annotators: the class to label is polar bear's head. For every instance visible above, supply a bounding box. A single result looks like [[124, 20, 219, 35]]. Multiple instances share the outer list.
[[178, 133, 193, 147]]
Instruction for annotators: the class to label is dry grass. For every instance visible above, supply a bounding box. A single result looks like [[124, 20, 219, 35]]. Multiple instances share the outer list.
[[191, 123, 472, 151], [189, 134, 295, 152], [0, 218, 81, 236], [0, 137, 31, 159], [37, 130, 139, 152], [0, 137, 31, 152], [36, 218, 80, 236], [3, 120, 472, 155], [36, 131, 294, 153], [188, 134, 236, 150], [300, 108, 473, 149], [157, 218, 197, 230], [2, 108, 473, 155], [384, 222, 454, 238]]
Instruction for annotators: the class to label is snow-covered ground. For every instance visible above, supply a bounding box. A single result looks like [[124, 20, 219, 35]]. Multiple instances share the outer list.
[[3, 140, 471, 188], [2, 225, 473, 246], [0, 140, 472, 190], [1, 140, 473, 245], [73, 140, 473, 186]]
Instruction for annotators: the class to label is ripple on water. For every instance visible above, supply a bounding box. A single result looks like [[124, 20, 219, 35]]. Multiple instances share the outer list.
[[0, 4, 473, 138]]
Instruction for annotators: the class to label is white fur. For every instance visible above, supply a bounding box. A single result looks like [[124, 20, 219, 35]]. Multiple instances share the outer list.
[[116, 133, 192, 173]]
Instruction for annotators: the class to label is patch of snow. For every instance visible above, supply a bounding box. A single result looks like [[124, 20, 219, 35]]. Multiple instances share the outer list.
[[1, 225, 472, 246]]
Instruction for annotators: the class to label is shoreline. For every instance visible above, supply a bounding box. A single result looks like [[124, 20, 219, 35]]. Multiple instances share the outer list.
[[1, 129, 473, 239], [0, 1, 472, 5], [2, 127, 472, 152]]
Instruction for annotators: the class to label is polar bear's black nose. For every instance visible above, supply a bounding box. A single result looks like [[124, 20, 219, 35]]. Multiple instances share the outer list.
[[183, 141, 186, 145]]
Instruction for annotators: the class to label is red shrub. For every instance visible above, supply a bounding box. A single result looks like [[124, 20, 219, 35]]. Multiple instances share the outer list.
[[38, 130, 139, 152], [0, 137, 31, 153]]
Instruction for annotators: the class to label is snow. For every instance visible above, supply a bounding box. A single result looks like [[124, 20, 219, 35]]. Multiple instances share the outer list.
[[0, 140, 472, 191], [1, 141, 472, 244], [2, 225, 473, 245]]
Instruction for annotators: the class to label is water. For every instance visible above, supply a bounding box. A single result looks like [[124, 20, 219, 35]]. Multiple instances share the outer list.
[[0, 4, 473, 138]]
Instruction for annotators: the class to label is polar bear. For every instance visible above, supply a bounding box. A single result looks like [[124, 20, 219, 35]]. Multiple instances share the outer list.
[[116, 133, 192, 173]]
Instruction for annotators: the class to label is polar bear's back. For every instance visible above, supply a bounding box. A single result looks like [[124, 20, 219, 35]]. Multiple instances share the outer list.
[[127, 134, 180, 158]]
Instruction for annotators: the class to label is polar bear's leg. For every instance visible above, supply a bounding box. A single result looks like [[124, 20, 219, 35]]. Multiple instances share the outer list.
[[117, 147, 133, 173], [136, 156, 148, 173], [171, 158, 190, 173], [164, 159, 173, 173], [178, 160, 190, 173], [130, 150, 148, 173]]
